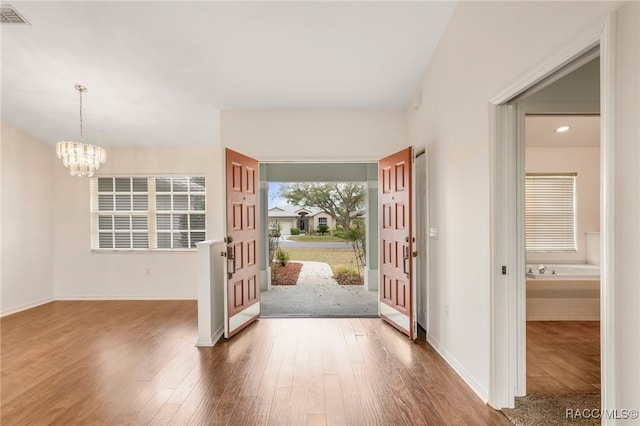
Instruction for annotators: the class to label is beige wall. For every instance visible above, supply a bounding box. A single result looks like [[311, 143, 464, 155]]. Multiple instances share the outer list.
[[1, 121, 55, 315], [525, 147, 600, 264], [53, 146, 224, 300], [313, 212, 335, 231], [221, 110, 407, 162], [406, 0, 635, 404]]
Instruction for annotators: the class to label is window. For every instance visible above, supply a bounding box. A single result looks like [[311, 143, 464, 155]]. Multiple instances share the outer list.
[[155, 177, 206, 249], [318, 217, 328, 226], [525, 173, 577, 252], [91, 176, 206, 250]]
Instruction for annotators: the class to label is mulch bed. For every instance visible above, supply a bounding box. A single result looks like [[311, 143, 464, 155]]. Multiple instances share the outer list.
[[271, 262, 302, 285], [334, 271, 364, 286]]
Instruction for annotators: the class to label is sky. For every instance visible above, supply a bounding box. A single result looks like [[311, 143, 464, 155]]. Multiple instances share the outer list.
[[268, 182, 287, 208]]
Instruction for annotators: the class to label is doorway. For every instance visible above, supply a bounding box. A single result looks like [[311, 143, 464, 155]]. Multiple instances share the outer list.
[[264, 178, 376, 317], [519, 58, 601, 395], [490, 16, 615, 410], [256, 151, 428, 337], [523, 114, 601, 394], [298, 215, 308, 233]]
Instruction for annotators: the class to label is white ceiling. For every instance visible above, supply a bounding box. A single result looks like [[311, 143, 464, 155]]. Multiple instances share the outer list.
[[1, 1, 457, 148], [525, 115, 600, 148]]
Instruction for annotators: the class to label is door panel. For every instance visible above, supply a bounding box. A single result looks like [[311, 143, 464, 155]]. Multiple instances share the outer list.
[[225, 148, 260, 338], [379, 147, 415, 339]]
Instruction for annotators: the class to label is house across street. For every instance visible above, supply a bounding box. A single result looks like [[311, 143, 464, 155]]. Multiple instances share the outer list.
[[268, 205, 335, 235]]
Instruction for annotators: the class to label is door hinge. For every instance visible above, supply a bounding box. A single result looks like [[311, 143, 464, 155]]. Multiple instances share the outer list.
[[502, 266, 507, 275]]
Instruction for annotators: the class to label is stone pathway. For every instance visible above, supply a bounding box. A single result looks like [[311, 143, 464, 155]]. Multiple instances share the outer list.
[[260, 261, 378, 317]]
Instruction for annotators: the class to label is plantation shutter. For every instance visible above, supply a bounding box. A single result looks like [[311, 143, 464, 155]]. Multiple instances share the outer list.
[[525, 173, 577, 252], [90, 176, 206, 250]]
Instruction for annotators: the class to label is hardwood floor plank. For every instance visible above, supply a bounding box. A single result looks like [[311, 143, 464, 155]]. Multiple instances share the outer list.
[[323, 374, 347, 426], [307, 412, 328, 426]]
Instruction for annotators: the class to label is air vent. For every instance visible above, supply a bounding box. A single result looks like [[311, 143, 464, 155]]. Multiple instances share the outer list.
[[0, 5, 30, 24]]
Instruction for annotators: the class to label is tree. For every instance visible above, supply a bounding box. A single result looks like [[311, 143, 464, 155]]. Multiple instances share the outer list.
[[278, 183, 365, 232]]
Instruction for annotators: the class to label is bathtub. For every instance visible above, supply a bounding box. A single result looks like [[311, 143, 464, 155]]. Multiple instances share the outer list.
[[526, 263, 600, 279], [526, 263, 600, 320]]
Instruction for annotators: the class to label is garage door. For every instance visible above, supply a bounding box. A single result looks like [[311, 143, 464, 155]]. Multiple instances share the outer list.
[[279, 221, 292, 235]]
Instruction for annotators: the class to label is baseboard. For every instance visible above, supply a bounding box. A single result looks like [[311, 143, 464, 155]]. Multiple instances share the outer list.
[[1, 297, 54, 317], [55, 295, 197, 301], [195, 325, 224, 347], [426, 333, 489, 403]]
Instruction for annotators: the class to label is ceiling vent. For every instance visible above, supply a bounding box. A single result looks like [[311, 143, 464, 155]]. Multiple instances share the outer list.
[[0, 5, 30, 24]]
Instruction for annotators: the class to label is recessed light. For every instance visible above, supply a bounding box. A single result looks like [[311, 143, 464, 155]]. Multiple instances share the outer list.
[[555, 125, 571, 133]]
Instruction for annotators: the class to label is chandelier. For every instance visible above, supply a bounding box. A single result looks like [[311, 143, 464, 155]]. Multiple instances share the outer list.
[[57, 84, 106, 177]]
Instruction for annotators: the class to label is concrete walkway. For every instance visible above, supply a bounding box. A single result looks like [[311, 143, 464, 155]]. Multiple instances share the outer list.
[[260, 261, 378, 317]]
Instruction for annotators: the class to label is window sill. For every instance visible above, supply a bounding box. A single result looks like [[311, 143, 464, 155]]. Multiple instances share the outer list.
[[91, 249, 198, 253]]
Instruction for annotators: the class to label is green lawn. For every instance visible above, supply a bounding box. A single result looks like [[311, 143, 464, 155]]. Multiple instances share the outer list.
[[286, 235, 345, 242], [283, 247, 361, 274]]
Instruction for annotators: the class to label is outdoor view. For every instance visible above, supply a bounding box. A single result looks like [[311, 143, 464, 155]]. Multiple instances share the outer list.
[[262, 182, 377, 317]]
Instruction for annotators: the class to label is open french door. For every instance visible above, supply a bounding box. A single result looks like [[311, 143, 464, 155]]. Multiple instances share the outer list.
[[224, 148, 260, 338], [379, 147, 417, 339]]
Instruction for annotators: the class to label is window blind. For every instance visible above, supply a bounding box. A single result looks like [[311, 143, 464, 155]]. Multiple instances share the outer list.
[[525, 173, 577, 252]]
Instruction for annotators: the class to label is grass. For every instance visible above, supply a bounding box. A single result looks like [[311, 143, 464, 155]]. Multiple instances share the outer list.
[[286, 235, 345, 242], [283, 247, 362, 275]]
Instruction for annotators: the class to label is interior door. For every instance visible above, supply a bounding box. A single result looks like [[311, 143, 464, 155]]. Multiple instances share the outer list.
[[379, 147, 416, 339], [225, 148, 260, 338]]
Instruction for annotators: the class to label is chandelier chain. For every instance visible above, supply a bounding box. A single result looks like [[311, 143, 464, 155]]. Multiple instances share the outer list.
[[79, 87, 84, 143]]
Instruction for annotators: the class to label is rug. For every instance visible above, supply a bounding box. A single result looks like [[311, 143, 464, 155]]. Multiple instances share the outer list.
[[502, 393, 601, 426]]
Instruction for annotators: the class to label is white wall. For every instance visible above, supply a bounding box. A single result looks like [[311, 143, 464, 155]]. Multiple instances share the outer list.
[[221, 110, 407, 161], [525, 147, 600, 264], [53, 146, 224, 300], [613, 0, 640, 415], [1, 121, 55, 315], [406, 0, 633, 404]]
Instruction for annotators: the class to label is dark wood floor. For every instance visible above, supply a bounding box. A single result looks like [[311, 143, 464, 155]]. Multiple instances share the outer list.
[[526, 321, 600, 394], [1, 301, 510, 425]]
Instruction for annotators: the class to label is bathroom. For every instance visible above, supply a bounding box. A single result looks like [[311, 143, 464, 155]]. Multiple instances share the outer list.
[[522, 56, 601, 322], [524, 114, 600, 321]]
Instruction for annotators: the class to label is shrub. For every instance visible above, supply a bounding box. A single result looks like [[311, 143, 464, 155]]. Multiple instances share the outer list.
[[269, 227, 281, 239], [268, 222, 282, 262], [333, 229, 346, 239], [275, 249, 290, 266], [290, 227, 301, 235], [333, 265, 363, 285], [317, 224, 329, 235]]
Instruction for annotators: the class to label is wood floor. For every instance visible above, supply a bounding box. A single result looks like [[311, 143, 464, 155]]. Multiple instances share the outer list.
[[1, 301, 510, 426], [526, 321, 600, 394]]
